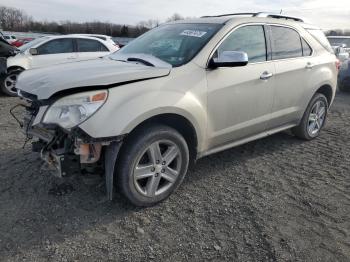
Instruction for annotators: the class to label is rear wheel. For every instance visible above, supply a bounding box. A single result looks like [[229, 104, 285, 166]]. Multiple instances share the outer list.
[[292, 93, 328, 140], [117, 125, 189, 207], [0, 69, 23, 96]]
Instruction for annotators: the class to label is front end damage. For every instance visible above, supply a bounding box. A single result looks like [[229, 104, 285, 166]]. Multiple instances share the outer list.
[[12, 95, 123, 200]]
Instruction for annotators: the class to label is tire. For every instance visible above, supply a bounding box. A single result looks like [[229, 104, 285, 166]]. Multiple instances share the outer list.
[[0, 69, 23, 96], [117, 124, 189, 207], [292, 93, 328, 140]]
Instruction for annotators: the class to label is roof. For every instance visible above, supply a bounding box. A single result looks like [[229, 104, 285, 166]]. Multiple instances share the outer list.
[[40, 35, 109, 41], [169, 12, 318, 28]]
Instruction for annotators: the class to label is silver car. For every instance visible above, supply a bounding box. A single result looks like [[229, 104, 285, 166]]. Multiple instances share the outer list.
[[15, 13, 337, 206]]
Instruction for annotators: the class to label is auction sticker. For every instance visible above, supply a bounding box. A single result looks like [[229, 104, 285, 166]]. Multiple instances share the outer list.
[[180, 30, 207, 38]]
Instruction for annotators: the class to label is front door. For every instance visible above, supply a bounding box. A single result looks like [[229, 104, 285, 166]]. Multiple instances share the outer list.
[[206, 25, 275, 149], [30, 38, 77, 68]]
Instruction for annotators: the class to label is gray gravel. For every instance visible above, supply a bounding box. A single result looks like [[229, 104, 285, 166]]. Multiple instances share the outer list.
[[0, 93, 350, 262]]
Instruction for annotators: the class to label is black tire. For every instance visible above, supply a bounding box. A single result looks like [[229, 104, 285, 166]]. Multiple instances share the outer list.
[[0, 69, 23, 96], [117, 124, 189, 207], [292, 93, 328, 140]]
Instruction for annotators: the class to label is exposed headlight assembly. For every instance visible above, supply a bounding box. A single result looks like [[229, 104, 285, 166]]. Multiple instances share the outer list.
[[43, 90, 108, 129]]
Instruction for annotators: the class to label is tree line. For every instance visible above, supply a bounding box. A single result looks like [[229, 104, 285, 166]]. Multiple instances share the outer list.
[[0, 5, 186, 37], [3, 5, 348, 38]]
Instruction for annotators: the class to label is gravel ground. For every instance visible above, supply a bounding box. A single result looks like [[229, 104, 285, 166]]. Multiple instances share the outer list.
[[0, 92, 350, 262]]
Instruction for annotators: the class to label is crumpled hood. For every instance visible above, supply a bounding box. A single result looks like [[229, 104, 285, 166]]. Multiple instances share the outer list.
[[16, 58, 171, 100]]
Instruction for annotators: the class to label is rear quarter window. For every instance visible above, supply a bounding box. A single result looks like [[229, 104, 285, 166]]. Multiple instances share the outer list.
[[302, 38, 313, 56]]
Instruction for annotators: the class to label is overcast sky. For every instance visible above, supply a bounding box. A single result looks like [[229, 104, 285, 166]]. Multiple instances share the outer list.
[[2, 0, 350, 29]]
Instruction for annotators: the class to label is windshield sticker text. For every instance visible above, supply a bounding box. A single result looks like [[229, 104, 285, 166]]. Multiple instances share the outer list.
[[180, 30, 207, 38]]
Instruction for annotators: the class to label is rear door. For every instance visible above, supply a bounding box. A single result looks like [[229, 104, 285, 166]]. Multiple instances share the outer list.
[[30, 38, 77, 68], [268, 25, 315, 128], [75, 38, 111, 61]]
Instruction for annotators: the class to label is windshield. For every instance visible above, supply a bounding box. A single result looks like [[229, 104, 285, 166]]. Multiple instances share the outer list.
[[110, 23, 222, 67], [328, 37, 350, 48], [18, 37, 49, 52]]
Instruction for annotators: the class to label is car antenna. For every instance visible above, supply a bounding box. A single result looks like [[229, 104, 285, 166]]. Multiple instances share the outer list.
[[280, 9, 283, 14]]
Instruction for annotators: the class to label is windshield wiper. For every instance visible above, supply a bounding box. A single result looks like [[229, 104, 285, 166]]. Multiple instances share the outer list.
[[127, 57, 155, 67]]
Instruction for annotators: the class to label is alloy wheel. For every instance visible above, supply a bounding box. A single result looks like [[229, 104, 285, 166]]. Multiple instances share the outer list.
[[133, 140, 182, 197], [4, 73, 18, 95], [307, 100, 326, 136]]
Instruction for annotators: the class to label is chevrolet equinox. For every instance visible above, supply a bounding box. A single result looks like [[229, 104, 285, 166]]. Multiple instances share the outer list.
[[15, 13, 337, 206]]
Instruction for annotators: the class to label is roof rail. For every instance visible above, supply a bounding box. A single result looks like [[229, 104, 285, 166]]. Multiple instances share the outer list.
[[201, 13, 257, 18], [201, 12, 304, 22]]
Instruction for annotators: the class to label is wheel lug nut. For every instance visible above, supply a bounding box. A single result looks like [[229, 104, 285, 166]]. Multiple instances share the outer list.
[[155, 173, 159, 177], [161, 169, 165, 173], [162, 161, 166, 165], [156, 160, 160, 164], [151, 167, 155, 172]]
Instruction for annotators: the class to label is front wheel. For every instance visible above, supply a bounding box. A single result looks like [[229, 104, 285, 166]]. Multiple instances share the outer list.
[[0, 69, 23, 96], [292, 93, 328, 140], [117, 125, 189, 207]]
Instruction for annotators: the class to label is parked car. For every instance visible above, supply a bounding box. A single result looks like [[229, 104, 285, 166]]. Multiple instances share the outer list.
[[1, 35, 119, 96], [0, 37, 17, 58], [328, 36, 350, 53], [3, 35, 17, 44], [15, 13, 337, 206], [333, 45, 349, 62], [11, 38, 34, 48]]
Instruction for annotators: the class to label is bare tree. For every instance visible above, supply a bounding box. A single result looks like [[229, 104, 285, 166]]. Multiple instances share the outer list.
[[166, 13, 184, 22]]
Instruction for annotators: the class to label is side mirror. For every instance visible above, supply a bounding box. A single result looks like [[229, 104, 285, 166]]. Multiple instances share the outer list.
[[29, 48, 38, 56], [341, 43, 347, 48], [209, 51, 248, 69]]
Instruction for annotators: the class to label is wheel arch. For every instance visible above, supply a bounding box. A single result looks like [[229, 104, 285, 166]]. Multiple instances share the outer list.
[[122, 113, 199, 162], [7, 66, 25, 73], [315, 84, 333, 105]]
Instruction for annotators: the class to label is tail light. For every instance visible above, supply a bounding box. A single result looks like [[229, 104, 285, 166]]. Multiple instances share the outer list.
[[336, 59, 341, 72]]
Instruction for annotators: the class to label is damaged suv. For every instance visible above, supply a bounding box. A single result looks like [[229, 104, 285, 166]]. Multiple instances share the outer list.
[[15, 13, 337, 206]]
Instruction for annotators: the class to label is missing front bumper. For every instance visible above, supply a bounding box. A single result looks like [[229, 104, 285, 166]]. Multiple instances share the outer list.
[[41, 149, 81, 178]]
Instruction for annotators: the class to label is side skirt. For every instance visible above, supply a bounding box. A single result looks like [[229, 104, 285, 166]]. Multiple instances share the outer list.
[[198, 123, 297, 159]]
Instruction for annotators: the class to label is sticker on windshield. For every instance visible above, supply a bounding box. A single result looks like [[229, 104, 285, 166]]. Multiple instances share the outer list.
[[180, 30, 207, 38]]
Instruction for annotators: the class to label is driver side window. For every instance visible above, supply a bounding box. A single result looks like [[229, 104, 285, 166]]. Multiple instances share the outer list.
[[216, 25, 267, 63]]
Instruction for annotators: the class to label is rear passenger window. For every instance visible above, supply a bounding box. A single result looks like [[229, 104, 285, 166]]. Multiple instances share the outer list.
[[302, 39, 312, 56], [217, 25, 267, 63], [271, 26, 303, 60], [77, 39, 109, 52]]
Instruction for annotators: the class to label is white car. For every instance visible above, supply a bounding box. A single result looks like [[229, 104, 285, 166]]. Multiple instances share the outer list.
[[3, 35, 17, 44], [1, 35, 119, 96]]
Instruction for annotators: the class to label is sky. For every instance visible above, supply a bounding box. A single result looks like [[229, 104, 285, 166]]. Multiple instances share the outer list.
[[1, 0, 350, 30]]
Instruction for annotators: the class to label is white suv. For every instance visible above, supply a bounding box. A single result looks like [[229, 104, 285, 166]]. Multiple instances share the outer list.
[[2, 35, 119, 96], [15, 13, 337, 206]]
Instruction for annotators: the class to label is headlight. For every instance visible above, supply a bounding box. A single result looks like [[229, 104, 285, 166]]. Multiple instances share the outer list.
[[43, 90, 108, 129]]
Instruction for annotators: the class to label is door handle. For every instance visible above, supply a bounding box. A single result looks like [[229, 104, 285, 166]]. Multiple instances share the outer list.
[[260, 71, 273, 80], [306, 62, 314, 69]]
